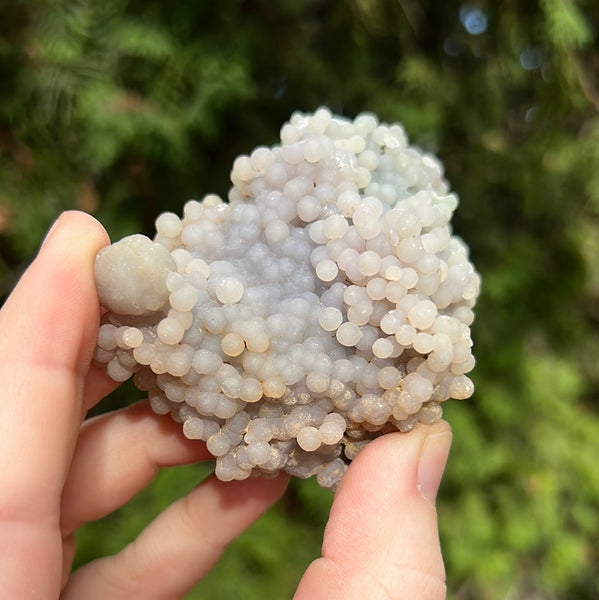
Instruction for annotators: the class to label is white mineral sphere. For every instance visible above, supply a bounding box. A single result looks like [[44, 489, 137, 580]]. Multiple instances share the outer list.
[[347, 303, 372, 326], [183, 417, 205, 439], [297, 196, 321, 222], [449, 374, 475, 399], [358, 148, 379, 170], [168, 308, 193, 330], [401, 267, 419, 288], [281, 123, 300, 144], [402, 372, 433, 402], [215, 454, 242, 482], [240, 378, 263, 402], [317, 458, 347, 489], [377, 366, 402, 389], [235, 446, 252, 470], [262, 378, 286, 398], [332, 359, 354, 382], [357, 250, 382, 277], [250, 146, 275, 172], [382, 264, 403, 281], [166, 346, 193, 377], [106, 357, 132, 382], [395, 392, 422, 416], [265, 220, 290, 244], [170, 248, 195, 274], [366, 277, 387, 300], [418, 402, 443, 424], [284, 176, 312, 201], [343, 285, 368, 306], [353, 205, 382, 239], [207, 432, 231, 457], [336, 190, 360, 217], [97, 324, 117, 350], [319, 413, 346, 445], [316, 259, 339, 282], [186, 257, 210, 278], [303, 138, 324, 163], [308, 220, 327, 244], [453, 305, 475, 326], [408, 300, 438, 330], [323, 214, 349, 239], [318, 306, 343, 331], [380, 310, 404, 335], [244, 418, 273, 443], [413, 332, 435, 354], [432, 332, 453, 358], [164, 380, 185, 402], [336, 322, 362, 347], [384, 280, 405, 303], [227, 412, 251, 434], [166, 271, 185, 292], [169, 285, 198, 312], [133, 343, 153, 365], [247, 440, 271, 465], [192, 349, 222, 374], [372, 337, 394, 359], [297, 426, 321, 451], [453, 341, 472, 363], [395, 323, 416, 346], [157, 317, 185, 345], [214, 396, 239, 419], [232, 155, 254, 181], [93, 347, 113, 366], [221, 333, 245, 357], [149, 392, 170, 415], [192, 391, 218, 414], [245, 331, 270, 353], [95, 234, 175, 315], [432, 315, 460, 340], [306, 372, 329, 394], [359, 393, 391, 425], [216, 277, 244, 304], [120, 327, 143, 348], [156, 212, 183, 238], [265, 162, 288, 187], [397, 237, 424, 263]]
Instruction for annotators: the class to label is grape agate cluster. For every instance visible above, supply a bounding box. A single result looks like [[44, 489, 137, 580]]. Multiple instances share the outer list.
[[93, 109, 480, 490]]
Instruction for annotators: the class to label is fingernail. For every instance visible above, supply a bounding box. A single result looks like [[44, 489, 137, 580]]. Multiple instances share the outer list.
[[40, 213, 64, 250], [417, 431, 452, 504]]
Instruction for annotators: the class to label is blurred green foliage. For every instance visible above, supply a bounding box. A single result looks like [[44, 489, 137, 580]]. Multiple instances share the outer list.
[[1, 0, 599, 598]]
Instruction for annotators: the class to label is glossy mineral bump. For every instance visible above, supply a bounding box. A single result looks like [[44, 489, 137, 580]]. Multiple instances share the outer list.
[[94, 108, 480, 490]]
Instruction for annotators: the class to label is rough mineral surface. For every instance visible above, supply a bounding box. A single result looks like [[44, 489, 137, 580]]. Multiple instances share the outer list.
[[93, 108, 480, 490]]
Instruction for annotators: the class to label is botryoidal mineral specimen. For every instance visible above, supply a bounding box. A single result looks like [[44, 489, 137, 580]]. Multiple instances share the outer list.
[[93, 108, 480, 490]]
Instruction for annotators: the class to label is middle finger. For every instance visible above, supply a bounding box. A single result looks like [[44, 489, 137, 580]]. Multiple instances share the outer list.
[[60, 401, 213, 536]]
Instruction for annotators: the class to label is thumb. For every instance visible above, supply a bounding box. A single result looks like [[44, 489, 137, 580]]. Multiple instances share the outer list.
[[294, 421, 452, 600]]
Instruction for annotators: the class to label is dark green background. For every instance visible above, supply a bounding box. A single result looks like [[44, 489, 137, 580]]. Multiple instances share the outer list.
[[1, 1, 598, 598]]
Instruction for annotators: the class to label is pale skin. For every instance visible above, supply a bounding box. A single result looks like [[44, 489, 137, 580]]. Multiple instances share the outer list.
[[0, 211, 452, 599]]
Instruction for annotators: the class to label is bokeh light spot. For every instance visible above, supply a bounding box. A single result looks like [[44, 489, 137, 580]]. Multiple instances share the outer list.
[[459, 4, 488, 35]]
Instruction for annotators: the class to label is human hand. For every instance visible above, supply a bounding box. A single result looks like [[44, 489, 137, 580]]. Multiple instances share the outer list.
[[0, 211, 451, 599], [0, 211, 289, 599]]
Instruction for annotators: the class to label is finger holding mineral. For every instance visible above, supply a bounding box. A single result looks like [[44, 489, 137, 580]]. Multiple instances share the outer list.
[[93, 108, 480, 491]]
